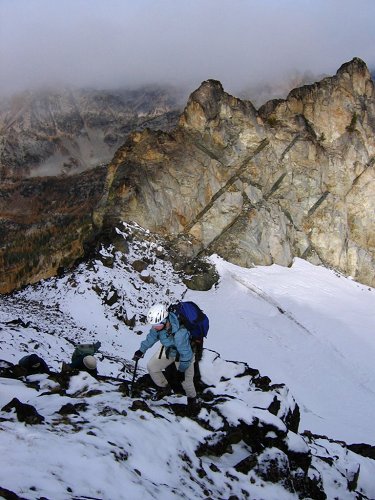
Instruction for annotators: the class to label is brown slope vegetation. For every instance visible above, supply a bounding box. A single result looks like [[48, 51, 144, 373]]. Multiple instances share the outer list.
[[0, 166, 107, 292]]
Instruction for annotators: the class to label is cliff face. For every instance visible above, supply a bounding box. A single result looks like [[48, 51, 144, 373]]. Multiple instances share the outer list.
[[0, 87, 181, 178], [103, 58, 375, 286], [0, 58, 374, 293]]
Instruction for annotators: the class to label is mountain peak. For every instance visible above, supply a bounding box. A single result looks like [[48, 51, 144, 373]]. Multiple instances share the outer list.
[[179, 79, 226, 129], [178, 78, 258, 136], [190, 79, 225, 103], [335, 57, 373, 96], [1, 60, 375, 293], [336, 56, 371, 79]]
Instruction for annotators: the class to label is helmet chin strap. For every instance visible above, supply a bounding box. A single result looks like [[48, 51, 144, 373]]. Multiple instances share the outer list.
[[166, 320, 173, 335]]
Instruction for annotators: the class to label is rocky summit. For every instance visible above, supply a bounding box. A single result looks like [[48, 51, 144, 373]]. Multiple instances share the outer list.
[[0, 58, 374, 293]]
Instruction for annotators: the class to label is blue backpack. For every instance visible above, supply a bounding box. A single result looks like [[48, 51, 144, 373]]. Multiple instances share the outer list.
[[169, 301, 209, 341]]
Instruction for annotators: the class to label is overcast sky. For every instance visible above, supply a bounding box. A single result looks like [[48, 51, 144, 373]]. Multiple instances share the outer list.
[[1, 0, 374, 96]]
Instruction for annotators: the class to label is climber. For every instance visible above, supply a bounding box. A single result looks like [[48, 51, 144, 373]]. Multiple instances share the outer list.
[[18, 353, 50, 375], [133, 303, 197, 408], [62, 342, 101, 376]]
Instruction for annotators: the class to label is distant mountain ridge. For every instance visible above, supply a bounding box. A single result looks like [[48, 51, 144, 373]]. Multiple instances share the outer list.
[[0, 86, 183, 178]]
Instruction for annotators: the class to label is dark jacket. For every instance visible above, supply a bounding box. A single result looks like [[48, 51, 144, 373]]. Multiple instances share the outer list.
[[70, 348, 98, 375], [18, 354, 50, 374]]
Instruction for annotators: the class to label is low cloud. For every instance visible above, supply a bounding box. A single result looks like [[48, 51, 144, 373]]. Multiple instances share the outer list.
[[1, 0, 374, 97]]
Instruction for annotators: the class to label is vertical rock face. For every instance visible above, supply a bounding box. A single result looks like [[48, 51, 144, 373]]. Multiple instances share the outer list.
[[103, 58, 375, 287], [257, 57, 375, 284], [0, 58, 374, 293]]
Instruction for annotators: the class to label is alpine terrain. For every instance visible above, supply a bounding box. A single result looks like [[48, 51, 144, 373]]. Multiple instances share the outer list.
[[0, 56, 375, 500], [0, 223, 375, 499]]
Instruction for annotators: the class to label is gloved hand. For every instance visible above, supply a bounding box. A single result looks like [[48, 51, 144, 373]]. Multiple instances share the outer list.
[[94, 341, 101, 351], [132, 350, 144, 361], [176, 370, 185, 383]]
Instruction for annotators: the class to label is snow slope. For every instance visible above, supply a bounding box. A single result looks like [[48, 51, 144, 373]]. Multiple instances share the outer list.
[[2, 353, 374, 500], [0, 222, 375, 499], [191, 255, 375, 445]]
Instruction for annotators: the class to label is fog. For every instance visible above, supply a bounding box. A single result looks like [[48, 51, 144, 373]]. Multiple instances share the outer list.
[[1, 0, 374, 97]]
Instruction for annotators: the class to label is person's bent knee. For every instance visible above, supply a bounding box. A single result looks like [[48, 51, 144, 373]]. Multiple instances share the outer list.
[[147, 358, 164, 374], [147, 360, 155, 373]]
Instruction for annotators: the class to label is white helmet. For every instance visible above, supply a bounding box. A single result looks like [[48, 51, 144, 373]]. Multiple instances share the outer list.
[[147, 303, 168, 325], [83, 355, 97, 370]]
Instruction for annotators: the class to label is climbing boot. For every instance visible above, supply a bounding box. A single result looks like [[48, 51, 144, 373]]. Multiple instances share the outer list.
[[187, 397, 200, 415], [151, 385, 173, 401]]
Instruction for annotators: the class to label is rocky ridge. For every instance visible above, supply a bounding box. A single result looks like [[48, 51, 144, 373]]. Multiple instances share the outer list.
[[0, 223, 374, 499], [0, 58, 374, 293]]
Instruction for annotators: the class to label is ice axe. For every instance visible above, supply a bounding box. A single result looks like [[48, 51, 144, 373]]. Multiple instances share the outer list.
[[129, 358, 139, 398]]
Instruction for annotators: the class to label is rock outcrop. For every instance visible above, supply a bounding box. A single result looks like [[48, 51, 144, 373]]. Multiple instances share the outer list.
[[0, 58, 374, 293], [102, 58, 375, 286]]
